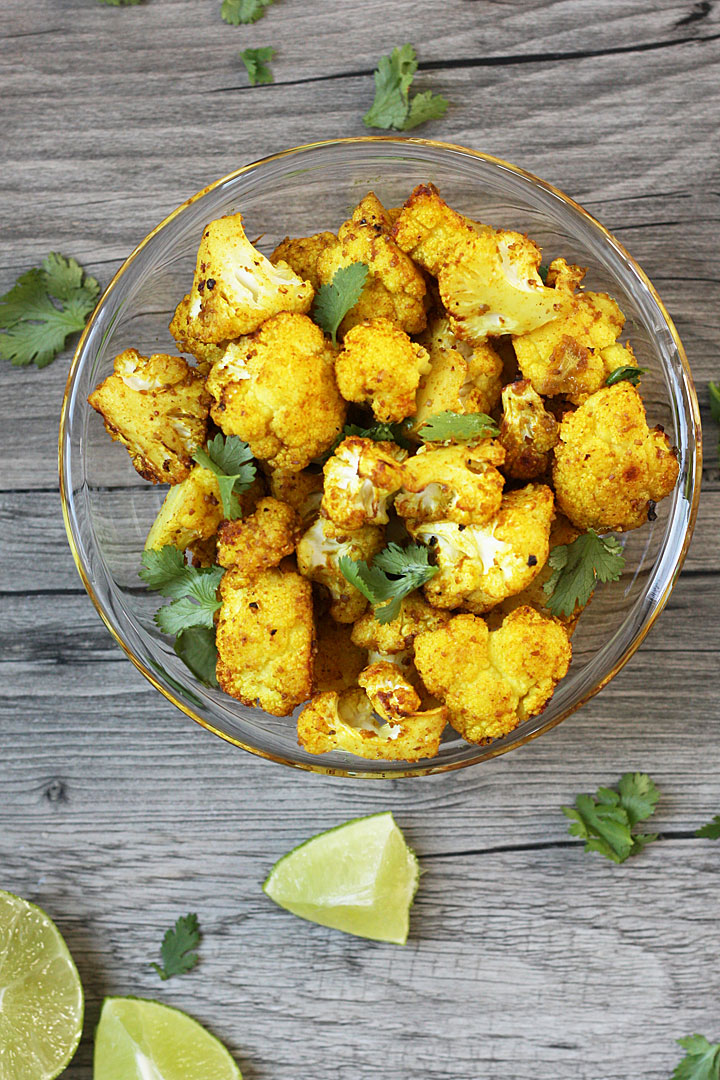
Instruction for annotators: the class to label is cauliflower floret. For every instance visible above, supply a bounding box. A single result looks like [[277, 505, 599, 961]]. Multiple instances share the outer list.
[[321, 436, 406, 530], [335, 318, 431, 423], [552, 382, 679, 532], [88, 349, 210, 484], [297, 680, 447, 762], [545, 257, 587, 296], [296, 516, 385, 622], [268, 468, 324, 526], [314, 618, 367, 694], [216, 497, 303, 580], [395, 441, 506, 527], [145, 466, 222, 551], [499, 379, 559, 480], [169, 212, 313, 347], [270, 231, 338, 292], [392, 184, 560, 343], [207, 312, 346, 470], [351, 593, 451, 656], [315, 193, 427, 337], [408, 317, 503, 432], [410, 483, 555, 613], [414, 607, 571, 743], [216, 566, 314, 716]]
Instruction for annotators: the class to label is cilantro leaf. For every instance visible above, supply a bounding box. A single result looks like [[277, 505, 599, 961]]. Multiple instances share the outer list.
[[241, 46, 275, 86], [606, 365, 648, 387], [538, 263, 549, 284], [151, 913, 201, 981], [0, 254, 100, 368], [673, 1035, 720, 1080], [221, 0, 275, 24], [139, 546, 196, 598], [154, 570, 224, 635], [418, 411, 500, 443], [363, 44, 448, 132], [174, 627, 220, 688], [339, 542, 438, 624], [320, 420, 413, 462], [695, 814, 720, 840], [193, 433, 256, 519], [543, 529, 625, 618], [312, 263, 368, 345], [562, 772, 660, 863]]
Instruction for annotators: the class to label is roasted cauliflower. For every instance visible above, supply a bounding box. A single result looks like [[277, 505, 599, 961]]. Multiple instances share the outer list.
[[395, 441, 506, 527], [169, 212, 313, 347], [296, 516, 385, 622], [145, 466, 222, 551], [321, 436, 406, 530], [552, 382, 678, 531], [392, 184, 560, 343], [270, 231, 338, 292], [414, 607, 571, 743], [335, 317, 431, 423], [268, 467, 324, 526], [88, 349, 210, 484], [313, 617, 367, 694], [409, 317, 503, 431], [498, 379, 559, 480], [351, 593, 451, 657], [216, 497, 303, 580], [215, 565, 314, 716], [207, 312, 346, 470]]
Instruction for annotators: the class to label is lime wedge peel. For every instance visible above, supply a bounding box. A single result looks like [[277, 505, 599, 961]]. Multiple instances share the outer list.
[[94, 997, 242, 1080], [263, 811, 419, 945], [0, 889, 84, 1080]]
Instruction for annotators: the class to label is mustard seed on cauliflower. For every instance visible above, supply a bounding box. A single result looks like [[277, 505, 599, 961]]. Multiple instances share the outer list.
[[351, 593, 451, 656], [88, 349, 210, 484], [321, 436, 406, 530], [414, 607, 571, 743], [270, 231, 338, 292], [410, 483, 555, 613], [268, 468, 324, 526], [207, 312, 346, 470], [169, 212, 313, 348], [396, 441, 506, 527], [315, 192, 427, 337], [499, 379, 559, 480], [392, 184, 560, 343], [216, 566, 314, 716], [314, 618, 367, 694], [335, 318, 431, 423], [552, 382, 678, 532], [296, 516, 385, 622], [216, 497, 303, 580]]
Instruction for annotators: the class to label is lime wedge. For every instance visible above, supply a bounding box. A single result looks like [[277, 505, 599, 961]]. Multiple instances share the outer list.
[[94, 997, 242, 1080], [0, 890, 83, 1080], [263, 811, 419, 945]]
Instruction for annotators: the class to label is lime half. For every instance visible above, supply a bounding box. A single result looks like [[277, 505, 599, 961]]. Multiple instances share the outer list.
[[263, 811, 419, 944], [0, 890, 83, 1080], [94, 997, 242, 1080]]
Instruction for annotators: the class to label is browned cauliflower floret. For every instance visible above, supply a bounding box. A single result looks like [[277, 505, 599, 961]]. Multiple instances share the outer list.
[[296, 516, 385, 622], [206, 312, 346, 470], [270, 231, 338, 292], [315, 193, 427, 337], [409, 483, 555, 613], [499, 379, 559, 480], [351, 593, 451, 657], [215, 566, 314, 716], [88, 349, 210, 484], [409, 317, 503, 432], [314, 617, 366, 694], [335, 318, 431, 422], [216, 497, 303, 580], [414, 607, 571, 743], [268, 468, 324, 526], [546, 257, 587, 296], [395, 441, 506, 527], [169, 213, 313, 348], [392, 184, 560, 343], [552, 382, 679, 532], [321, 436, 406, 530]]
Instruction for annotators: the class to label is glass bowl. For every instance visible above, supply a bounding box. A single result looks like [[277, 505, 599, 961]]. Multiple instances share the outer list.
[[59, 137, 701, 778]]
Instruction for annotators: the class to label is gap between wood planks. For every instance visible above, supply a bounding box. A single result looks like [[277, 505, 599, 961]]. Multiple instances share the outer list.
[[420, 829, 704, 859]]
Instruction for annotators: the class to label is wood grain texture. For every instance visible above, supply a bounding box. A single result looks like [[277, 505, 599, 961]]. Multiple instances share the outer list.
[[1, 2, 719, 1078]]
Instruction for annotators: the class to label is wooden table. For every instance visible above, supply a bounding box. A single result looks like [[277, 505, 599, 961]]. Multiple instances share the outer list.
[[2, 2, 719, 1077]]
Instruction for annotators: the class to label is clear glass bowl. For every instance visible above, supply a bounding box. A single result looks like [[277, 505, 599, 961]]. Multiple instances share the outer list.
[[59, 137, 701, 778]]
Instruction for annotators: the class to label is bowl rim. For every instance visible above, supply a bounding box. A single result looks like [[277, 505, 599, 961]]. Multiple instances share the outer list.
[[58, 134, 703, 779]]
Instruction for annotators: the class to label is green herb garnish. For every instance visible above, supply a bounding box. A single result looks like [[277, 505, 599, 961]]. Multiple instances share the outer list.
[[672, 1035, 720, 1080], [193, 433, 256, 520], [241, 46, 275, 85], [606, 365, 648, 387], [363, 44, 448, 132], [221, 0, 275, 24], [418, 411, 499, 443], [151, 914, 201, 981], [562, 772, 660, 864], [543, 530, 625, 617], [339, 542, 438, 624]]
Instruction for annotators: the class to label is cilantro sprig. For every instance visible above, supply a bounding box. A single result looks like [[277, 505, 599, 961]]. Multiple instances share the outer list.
[[193, 433, 256, 519], [543, 530, 625, 618], [339, 542, 438, 624], [151, 914, 201, 981], [363, 44, 449, 132], [418, 411, 500, 443], [0, 253, 100, 368], [222, 0, 275, 24], [174, 627, 220, 688], [672, 1035, 720, 1080], [695, 814, 720, 840], [320, 420, 412, 463], [563, 772, 660, 864], [606, 365, 648, 387], [241, 46, 275, 85], [312, 263, 368, 345], [140, 545, 224, 637]]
